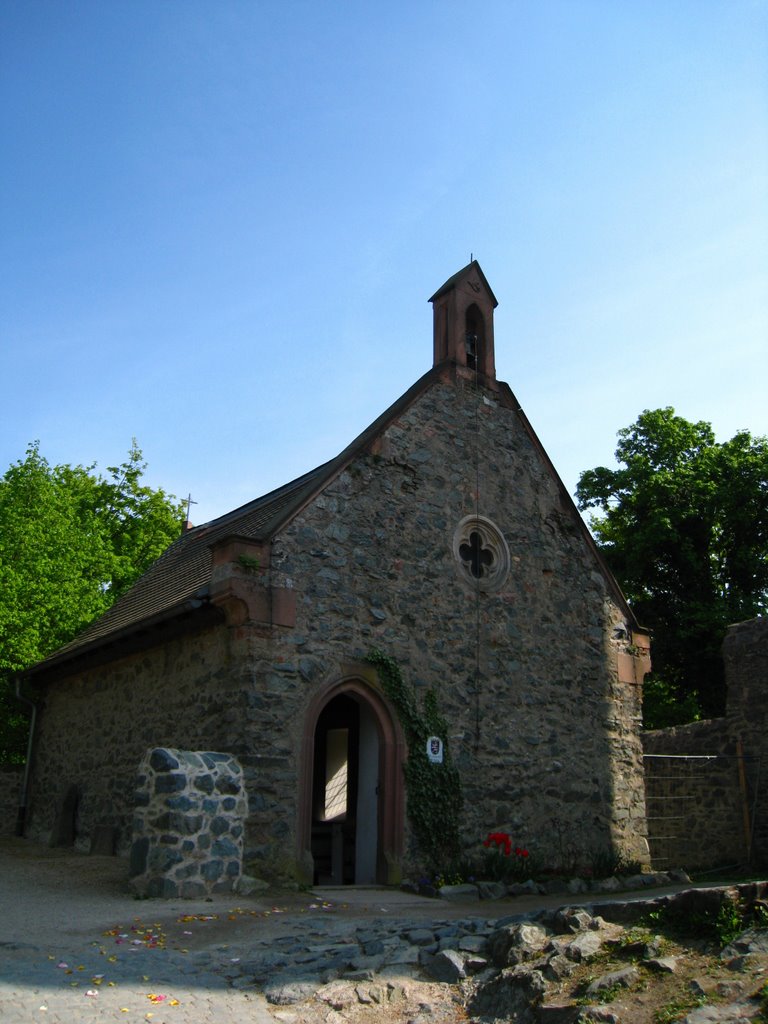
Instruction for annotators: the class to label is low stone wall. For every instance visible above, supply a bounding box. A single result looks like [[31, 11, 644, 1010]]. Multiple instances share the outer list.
[[129, 748, 248, 898], [643, 616, 767, 872], [643, 721, 746, 870], [0, 766, 23, 837]]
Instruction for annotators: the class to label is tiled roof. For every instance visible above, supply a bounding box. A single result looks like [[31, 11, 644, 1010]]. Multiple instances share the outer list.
[[25, 368, 442, 677], [43, 462, 330, 660]]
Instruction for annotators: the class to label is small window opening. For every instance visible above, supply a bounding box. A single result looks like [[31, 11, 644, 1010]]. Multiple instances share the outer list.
[[453, 515, 511, 593], [459, 530, 494, 578], [465, 305, 484, 371]]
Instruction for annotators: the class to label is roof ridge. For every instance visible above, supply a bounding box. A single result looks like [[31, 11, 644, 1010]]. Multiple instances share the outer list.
[[188, 460, 335, 536]]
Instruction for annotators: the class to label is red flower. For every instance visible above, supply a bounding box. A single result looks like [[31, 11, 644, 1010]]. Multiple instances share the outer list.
[[483, 832, 518, 856]]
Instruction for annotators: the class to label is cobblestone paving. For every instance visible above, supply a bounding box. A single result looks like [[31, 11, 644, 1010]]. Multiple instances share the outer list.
[[0, 838, 714, 1023], [0, 839, 484, 1023], [0, 903, 482, 1022]]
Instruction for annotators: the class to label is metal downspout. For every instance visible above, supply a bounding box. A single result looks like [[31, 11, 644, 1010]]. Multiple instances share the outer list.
[[13, 677, 37, 837]]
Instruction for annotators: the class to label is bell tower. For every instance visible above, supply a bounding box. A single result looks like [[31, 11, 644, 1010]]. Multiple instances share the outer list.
[[429, 260, 498, 382]]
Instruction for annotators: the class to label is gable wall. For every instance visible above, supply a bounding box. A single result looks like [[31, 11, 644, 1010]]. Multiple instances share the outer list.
[[245, 372, 647, 876]]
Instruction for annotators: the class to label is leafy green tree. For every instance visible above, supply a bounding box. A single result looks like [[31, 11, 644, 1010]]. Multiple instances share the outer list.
[[576, 408, 768, 727], [0, 441, 184, 761]]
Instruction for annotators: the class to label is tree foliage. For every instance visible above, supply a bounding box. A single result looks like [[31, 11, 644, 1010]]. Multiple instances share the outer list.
[[577, 408, 768, 727], [0, 441, 184, 761]]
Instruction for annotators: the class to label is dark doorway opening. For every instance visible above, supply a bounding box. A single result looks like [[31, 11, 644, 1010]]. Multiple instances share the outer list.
[[310, 693, 379, 884]]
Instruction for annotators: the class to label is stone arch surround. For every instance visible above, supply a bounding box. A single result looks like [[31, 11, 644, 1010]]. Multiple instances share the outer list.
[[297, 666, 406, 885]]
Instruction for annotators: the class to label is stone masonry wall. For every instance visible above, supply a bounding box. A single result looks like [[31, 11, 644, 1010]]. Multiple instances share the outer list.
[[129, 748, 247, 898], [0, 765, 23, 837], [25, 625, 244, 854], [250, 372, 648, 878], [643, 616, 767, 872], [643, 721, 745, 870], [724, 617, 768, 867]]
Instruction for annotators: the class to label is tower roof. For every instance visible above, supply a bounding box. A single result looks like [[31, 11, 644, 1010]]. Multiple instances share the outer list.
[[428, 259, 498, 307]]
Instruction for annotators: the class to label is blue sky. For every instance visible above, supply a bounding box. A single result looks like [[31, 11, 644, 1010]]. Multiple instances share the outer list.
[[2, 1, 766, 526]]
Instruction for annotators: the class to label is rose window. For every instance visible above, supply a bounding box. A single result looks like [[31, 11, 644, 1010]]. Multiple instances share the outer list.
[[452, 515, 510, 592]]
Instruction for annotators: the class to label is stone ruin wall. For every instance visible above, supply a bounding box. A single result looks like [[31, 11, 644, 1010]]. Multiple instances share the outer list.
[[643, 616, 767, 872], [724, 617, 768, 866], [129, 747, 247, 898], [643, 719, 746, 871]]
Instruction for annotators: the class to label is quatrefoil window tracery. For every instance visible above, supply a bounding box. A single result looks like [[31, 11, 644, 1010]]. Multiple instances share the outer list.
[[459, 530, 494, 579], [452, 515, 510, 593]]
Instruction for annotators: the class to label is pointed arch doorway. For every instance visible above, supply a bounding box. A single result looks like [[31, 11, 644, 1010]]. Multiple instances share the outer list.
[[299, 671, 405, 886]]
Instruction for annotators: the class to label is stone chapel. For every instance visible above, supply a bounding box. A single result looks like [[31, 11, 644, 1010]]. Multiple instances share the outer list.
[[19, 261, 651, 885]]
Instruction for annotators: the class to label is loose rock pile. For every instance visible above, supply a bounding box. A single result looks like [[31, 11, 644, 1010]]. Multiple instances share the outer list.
[[215, 884, 768, 1024]]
